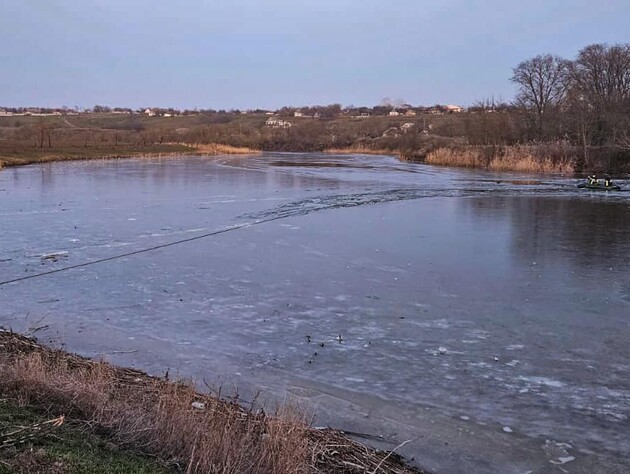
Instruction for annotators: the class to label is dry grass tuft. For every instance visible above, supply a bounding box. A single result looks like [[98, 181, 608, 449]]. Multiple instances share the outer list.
[[0, 332, 425, 474]]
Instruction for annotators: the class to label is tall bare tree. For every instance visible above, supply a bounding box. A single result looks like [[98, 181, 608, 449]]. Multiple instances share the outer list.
[[511, 54, 570, 137]]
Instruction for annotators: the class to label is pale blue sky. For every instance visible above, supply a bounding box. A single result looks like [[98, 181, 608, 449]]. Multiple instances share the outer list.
[[1, 0, 628, 109]]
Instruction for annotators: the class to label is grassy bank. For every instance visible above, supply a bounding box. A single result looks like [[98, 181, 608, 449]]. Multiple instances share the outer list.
[[0, 401, 171, 473], [424, 144, 630, 174], [0, 142, 258, 169], [0, 332, 424, 474]]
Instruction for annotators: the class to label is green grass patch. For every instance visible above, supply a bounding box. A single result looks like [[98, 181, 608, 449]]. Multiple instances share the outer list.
[[0, 399, 173, 474]]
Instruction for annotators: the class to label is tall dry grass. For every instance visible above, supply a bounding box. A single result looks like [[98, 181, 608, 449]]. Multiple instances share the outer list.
[[183, 143, 260, 155], [426, 145, 576, 174], [425, 148, 485, 168], [0, 333, 424, 474], [1, 350, 310, 473]]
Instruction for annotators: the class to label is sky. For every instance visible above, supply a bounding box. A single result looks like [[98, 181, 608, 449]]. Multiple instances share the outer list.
[[1, 0, 629, 110]]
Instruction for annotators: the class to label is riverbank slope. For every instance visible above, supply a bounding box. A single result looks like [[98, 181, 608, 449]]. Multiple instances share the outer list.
[[0, 143, 258, 169], [0, 331, 424, 474]]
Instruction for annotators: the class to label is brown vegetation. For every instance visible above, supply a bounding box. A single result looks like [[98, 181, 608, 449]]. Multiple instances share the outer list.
[[324, 147, 401, 156], [426, 144, 576, 173], [0, 332, 424, 474], [183, 143, 260, 155]]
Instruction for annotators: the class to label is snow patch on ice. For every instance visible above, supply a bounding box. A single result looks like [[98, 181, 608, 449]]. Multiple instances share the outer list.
[[518, 376, 565, 388]]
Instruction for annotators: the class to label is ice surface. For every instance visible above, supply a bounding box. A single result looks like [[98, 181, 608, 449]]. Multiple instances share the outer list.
[[1, 154, 629, 472]]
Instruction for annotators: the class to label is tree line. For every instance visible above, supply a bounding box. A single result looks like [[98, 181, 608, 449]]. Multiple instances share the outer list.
[[511, 43, 630, 150]]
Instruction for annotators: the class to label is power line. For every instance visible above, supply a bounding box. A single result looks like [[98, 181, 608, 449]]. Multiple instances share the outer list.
[[0, 216, 284, 287]]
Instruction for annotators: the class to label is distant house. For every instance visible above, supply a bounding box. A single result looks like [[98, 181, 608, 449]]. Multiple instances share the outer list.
[[0, 109, 12, 116], [163, 113, 172, 117], [31, 111, 62, 117], [265, 118, 292, 129], [404, 109, 417, 116], [388, 110, 401, 116], [359, 112, 370, 118], [445, 104, 464, 113], [144, 108, 156, 117], [294, 110, 305, 117]]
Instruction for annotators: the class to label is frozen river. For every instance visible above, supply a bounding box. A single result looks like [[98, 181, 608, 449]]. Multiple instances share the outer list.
[[1, 153, 629, 473]]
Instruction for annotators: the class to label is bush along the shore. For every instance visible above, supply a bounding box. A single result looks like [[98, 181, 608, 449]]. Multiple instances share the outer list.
[[0, 332, 426, 474]]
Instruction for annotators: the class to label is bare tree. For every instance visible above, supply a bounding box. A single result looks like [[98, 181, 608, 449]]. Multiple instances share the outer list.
[[616, 131, 630, 151], [511, 54, 570, 137]]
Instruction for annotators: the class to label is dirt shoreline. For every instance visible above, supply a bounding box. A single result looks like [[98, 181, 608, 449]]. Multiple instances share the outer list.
[[0, 331, 425, 473]]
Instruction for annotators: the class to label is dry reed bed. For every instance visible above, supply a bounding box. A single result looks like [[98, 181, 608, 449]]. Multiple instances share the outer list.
[[324, 147, 399, 157], [426, 146, 576, 174], [0, 332, 424, 474], [186, 143, 260, 155]]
